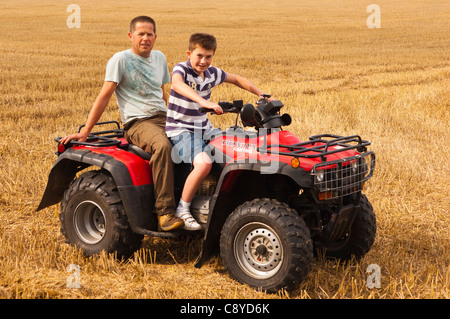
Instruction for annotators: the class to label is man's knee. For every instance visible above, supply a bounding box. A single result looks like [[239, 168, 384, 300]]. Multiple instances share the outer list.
[[152, 139, 173, 160]]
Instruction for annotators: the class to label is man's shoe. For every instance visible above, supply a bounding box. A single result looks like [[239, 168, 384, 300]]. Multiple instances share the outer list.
[[157, 213, 184, 232], [175, 208, 202, 231]]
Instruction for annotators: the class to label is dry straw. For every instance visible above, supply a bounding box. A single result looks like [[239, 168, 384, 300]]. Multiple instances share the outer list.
[[0, 0, 448, 298]]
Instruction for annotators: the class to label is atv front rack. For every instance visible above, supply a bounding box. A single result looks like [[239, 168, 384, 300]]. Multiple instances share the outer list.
[[259, 134, 371, 162], [311, 151, 375, 199]]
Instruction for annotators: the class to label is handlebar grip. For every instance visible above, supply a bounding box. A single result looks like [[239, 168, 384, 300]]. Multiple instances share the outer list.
[[198, 107, 211, 113]]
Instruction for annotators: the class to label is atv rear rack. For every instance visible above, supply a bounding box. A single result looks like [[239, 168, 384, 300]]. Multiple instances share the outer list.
[[55, 121, 124, 148], [259, 134, 371, 162]]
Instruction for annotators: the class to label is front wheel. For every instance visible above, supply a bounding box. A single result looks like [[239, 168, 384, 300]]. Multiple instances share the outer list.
[[60, 170, 143, 259], [220, 198, 313, 292]]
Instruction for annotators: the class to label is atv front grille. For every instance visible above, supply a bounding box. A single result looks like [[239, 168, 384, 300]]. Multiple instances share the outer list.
[[311, 152, 375, 199]]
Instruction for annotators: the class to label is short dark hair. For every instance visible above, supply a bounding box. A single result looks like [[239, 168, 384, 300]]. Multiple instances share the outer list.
[[130, 16, 156, 33], [189, 33, 217, 53]]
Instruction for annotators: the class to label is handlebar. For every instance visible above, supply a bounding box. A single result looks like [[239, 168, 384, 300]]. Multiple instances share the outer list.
[[197, 97, 291, 130], [198, 100, 244, 114]]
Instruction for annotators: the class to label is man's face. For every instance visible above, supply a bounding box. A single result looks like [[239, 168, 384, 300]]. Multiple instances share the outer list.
[[187, 46, 214, 75], [129, 22, 157, 58]]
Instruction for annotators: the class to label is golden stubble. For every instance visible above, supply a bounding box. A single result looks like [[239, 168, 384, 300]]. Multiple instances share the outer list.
[[0, 0, 448, 298]]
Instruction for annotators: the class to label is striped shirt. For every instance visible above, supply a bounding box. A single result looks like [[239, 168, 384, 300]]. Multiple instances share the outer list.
[[166, 60, 227, 137]]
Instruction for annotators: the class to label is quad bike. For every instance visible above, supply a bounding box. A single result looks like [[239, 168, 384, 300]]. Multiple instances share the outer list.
[[37, 97, 376, 292]]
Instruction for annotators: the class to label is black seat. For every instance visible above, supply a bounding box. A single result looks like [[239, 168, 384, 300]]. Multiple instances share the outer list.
[[127, 144, 151, 161]]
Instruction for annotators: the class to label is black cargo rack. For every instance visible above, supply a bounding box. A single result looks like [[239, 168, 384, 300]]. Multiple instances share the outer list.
[[258, 134, 371, 162], [55, 121, 124, 147]]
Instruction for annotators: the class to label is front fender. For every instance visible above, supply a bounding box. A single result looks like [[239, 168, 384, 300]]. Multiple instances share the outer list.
[[195, 161, 311, 268]]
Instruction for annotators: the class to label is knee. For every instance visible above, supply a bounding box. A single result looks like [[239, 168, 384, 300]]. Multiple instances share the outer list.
[[154, 139, 173, 157], [193, 152, 212, 175]]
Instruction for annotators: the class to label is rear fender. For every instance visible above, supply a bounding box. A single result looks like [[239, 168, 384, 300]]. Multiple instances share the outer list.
[[36, 147, 157, 231]]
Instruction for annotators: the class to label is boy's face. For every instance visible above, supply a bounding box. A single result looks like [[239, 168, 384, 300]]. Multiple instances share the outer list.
[[129, 22, 157, 58], [187, 46, 214, 75]]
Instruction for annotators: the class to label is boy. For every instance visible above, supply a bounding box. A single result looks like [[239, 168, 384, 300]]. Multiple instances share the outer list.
[[166, 33, 270, 230]]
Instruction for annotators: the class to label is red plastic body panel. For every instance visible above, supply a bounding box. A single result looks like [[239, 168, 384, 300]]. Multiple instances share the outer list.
[[209, 130, 360, 172], [72, 143, 153, 186]]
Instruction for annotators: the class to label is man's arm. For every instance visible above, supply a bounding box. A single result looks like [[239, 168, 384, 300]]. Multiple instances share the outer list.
[[60, 81, 117, 144], [171, 73, 223, 114]]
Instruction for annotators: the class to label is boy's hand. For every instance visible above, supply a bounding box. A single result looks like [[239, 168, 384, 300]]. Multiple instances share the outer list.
[[201, 101, 223, 114], [259, 94, 274, 102]]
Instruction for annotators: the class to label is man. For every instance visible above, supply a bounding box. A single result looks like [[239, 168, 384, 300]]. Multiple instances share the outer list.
[[61, 16, 184, 231]]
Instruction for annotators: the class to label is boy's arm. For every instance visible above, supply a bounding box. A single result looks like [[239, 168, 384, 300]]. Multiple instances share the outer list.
[[224, 73, 267, 99], [171, 73, 223, 114], [60, 81, 117, 144]]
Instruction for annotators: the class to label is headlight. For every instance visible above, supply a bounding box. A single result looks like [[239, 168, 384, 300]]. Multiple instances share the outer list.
[[315, 171, 325, 182], [352, 161, 358, 174]]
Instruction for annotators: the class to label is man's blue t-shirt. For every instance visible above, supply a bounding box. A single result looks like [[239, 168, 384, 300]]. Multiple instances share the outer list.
[[105, 49, 171, 125]]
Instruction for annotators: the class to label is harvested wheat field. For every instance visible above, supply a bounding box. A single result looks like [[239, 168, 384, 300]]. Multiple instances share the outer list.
[[0, 0, 448, 300]]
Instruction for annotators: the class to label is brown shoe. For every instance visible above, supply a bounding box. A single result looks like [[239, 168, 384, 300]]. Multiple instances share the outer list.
[[157, 213, 184, 232]]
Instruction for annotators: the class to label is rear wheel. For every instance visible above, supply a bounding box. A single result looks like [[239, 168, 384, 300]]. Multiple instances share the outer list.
[[60, 170, 143, 259], [220, 198, 313, 292]]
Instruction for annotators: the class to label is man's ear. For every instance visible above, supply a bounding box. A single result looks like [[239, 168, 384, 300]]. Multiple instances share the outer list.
[[128, 32, 132, 41]]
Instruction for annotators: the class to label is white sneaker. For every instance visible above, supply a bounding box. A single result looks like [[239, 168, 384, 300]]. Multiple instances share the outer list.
[[175, 208, 202, 231]]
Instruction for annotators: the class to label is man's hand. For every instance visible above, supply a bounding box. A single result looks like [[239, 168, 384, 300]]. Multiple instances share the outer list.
[[60, 131, 89, 145]]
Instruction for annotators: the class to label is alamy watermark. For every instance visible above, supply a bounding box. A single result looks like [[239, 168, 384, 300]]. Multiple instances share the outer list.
[[66, 4, 81, 29], [65, 263, 381, 289], [366, 264, 381, 289], [66, 264, 81, 288], [66, 5, 380, 30], [170, 126, 282, 175], [367, 4, 381, 29]]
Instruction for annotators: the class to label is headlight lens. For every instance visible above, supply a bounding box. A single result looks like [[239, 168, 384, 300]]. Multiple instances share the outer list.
[[352, 161, 358, 174], [315, 171, 325, 182]]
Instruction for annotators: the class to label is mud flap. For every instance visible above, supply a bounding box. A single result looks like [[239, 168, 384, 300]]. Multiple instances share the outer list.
[[323, 205, 357, 242]]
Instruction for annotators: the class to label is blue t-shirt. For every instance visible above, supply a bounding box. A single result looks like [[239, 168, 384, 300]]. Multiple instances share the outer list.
[[165, 60, 227, 138], [105, 49, 171, 125]]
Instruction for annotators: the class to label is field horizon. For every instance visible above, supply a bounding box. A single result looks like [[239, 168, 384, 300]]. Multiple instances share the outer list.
[[0, 0, 448, 299]]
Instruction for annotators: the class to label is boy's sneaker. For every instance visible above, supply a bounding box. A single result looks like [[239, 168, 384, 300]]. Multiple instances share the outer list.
[[175, 208, 202, 231], [157, 213, 184, 232]]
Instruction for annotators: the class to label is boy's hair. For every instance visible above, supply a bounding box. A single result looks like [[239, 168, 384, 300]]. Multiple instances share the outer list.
[[189, 33, 217, 53], [130, 16, 156, 33]]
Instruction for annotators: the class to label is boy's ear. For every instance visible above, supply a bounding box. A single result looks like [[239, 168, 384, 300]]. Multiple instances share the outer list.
[[186, 50, 191, 58]]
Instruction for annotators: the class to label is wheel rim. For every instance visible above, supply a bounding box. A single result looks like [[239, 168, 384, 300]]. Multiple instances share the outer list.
[[234, 222, 283, 280], [73, 200, 106, 244]]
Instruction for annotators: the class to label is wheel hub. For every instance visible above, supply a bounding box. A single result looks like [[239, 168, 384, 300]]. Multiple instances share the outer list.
[[234, 223, 283, 279], [73, 200, 106, 245]]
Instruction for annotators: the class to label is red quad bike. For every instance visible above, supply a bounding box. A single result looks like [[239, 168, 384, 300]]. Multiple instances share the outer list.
[[37, 97, 376, 292]]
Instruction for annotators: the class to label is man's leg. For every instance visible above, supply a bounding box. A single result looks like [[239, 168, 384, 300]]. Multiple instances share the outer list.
[[125, 114, 183, 231]]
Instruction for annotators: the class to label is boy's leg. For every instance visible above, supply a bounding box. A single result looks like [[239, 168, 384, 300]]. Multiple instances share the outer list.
[[170, 133, 211, 231], [176, 152, 211, 230], [124, 114, 183, 231], [181, 152, 212, 203]]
